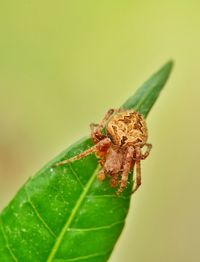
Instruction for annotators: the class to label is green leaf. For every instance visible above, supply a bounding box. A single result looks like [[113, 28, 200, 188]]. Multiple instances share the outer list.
[[0, 61, 173, 262], [122, 60, 173, 117]]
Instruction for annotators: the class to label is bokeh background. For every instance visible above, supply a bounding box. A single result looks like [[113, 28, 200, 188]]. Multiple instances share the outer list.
[[0, 1, 200, 261]]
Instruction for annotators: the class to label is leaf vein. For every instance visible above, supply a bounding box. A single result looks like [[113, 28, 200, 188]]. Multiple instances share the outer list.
[[68, 163, 85, 189], [0, 216, 18, 262], [53, 250, 110, 261], [86, 194, 131, 199], [47, 165, 100, 261], [25, 188, 57, 238], [68, 220, 124, 232]]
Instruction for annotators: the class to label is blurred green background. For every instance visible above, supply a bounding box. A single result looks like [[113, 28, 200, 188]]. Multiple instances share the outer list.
[[0, 1, 200, 261]]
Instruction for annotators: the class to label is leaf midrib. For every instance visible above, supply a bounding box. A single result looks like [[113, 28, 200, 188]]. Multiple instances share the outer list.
[[133, 81, 157, 113], [47, 165, 100, 261]]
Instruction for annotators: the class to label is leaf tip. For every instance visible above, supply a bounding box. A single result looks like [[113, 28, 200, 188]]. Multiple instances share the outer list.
[[162, 59, 174, 72]]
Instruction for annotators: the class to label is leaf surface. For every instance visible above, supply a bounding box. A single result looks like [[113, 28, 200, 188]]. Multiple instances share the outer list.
[[0, 61, 173, 262]]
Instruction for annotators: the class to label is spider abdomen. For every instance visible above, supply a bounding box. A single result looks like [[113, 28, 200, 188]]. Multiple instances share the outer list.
[[106, 110, 148, 147], [104, 147, 123, 175]]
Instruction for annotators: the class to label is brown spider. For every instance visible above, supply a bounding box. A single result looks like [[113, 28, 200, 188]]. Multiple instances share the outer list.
[[56, 109, 152, 195]]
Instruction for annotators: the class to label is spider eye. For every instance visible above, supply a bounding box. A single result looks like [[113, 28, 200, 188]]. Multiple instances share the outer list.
[[121, 136, 127, 146], [107, 133, 115, 144]]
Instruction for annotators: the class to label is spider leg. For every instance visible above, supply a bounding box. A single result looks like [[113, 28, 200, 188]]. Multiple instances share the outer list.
[[55, 137, 111, 166], [90, 123, 100, 143], [55, 145, 97, 166], [110, 173, 120, 188], [132, 147, 142, 194], [90, 109, 116, 143], [97, 169, 106, 181], [116, 147, 134, 196], [141, 143, 152, 160]]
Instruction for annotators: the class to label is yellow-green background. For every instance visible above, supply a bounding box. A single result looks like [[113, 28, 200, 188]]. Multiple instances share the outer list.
[[0, 1, 200, 262]]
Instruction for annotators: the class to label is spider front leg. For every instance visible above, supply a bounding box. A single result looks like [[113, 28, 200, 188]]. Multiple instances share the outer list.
[[132, 147, 142, 194], [116, 147, 134, 196], [90, 109, 115, 143], [55, 137, 112, 166], [90, 123, 101, 144], [141, 143, 152, 160]]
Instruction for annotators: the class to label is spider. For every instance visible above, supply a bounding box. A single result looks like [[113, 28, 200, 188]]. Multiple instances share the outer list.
[[56, 109, 152, 195]]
